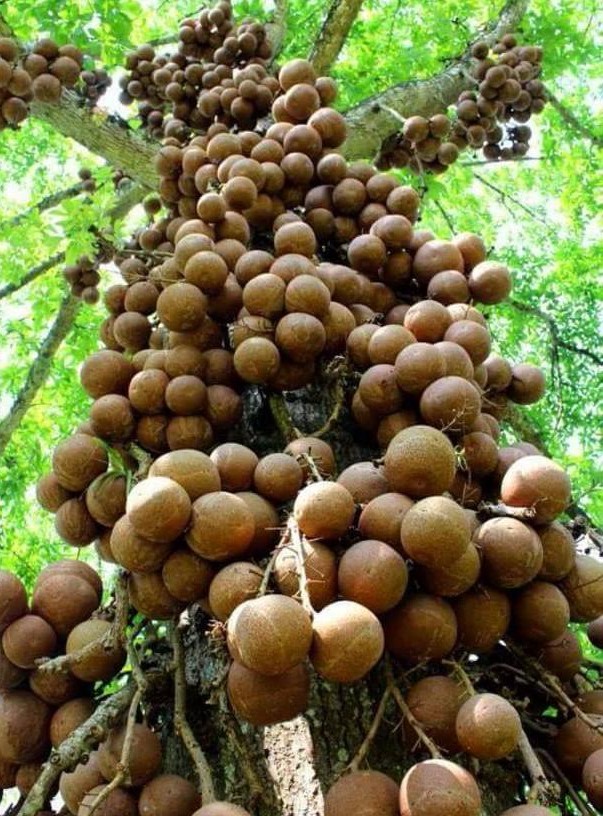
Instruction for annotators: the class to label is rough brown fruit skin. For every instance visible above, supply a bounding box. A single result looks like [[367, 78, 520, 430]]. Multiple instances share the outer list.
[[384, 425, 456, 498], [29, 666, 82, 706], [149, 450, 221, 500], [311, 600, 384, 683], [37, 560, 102, 600], [358, 492, 414, 551], [78, 784, 138, 816], [0, 644, 27, 690], [512, 581, 570, 643], [98, 722, 162, 786], [210, 443, 259, 491], [0, 570, 28, 632], [126, 476, 192, 543], [406, 676, 468, 753], [336, 461, 390, 504], [453, 586, 511, 653], [85, 474, 127, 527], [138, 774, 201, 816], [55, 497, 100, 547], [0, 689, 52, 763], [52, 434, 108, 492], [110, 515, 174, 573], [582, 748, 603, 809], [399, 759, 481, 816], [50, 697, 95, 747], [417, 543, 480, 597], [208, 562, 264, 621], [325, 770, 399, 816], [507, 363, 546, 404], [400, 496, 470, 568], [475, 518, 543, 589], [59, 752, 105, 815], [253, 452, 303, 502], [456, 693, 521, 760], [534, 629, 582, 681], [284, 436, 336, 476], [554, 715, 603, 781], [275, 540, 337, 611], [2, 614, 58, 669], [384, 594, 457, 663], [338, 539, 408, 613], [66, 619, 126, 682], [501, 455, 571, 523], [588, 615, 603, 648], [293, 481, 355, 539], [537, 521, 575, 581], [187, 491, 256, 561], [36, 472, 73, 512], [128, 572, 184, 619], [419, 376, 481, 433], [227, 661, 310, 726], [227, 595, 313, 676], [561, 554, 603, 622], [162, 549, 215, 603]]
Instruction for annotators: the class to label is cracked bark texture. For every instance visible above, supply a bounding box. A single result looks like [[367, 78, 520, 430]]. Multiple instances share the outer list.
[[157, 386, 524, 816], [309, 0, 365, 75]]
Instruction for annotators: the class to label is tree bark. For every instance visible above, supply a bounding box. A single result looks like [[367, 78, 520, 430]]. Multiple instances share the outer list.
[[341, 0, 529, 161], [309, 0, 365, 75]]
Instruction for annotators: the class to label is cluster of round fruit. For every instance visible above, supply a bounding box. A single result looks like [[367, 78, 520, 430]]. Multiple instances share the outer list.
[[0, 36, 84, 129], [119, 1, 273, 140], [378, 33, 546, 173], [62, 255, 102, 303], [79, 66, 111, 105]]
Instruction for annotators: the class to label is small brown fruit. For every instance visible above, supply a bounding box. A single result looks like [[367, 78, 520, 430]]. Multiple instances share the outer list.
[[456, 693, 521, 759], [227, 661, 310, 726], [293, 481, 355, 539], [399, 759, 481, 816], [325, 770, 399, 816]]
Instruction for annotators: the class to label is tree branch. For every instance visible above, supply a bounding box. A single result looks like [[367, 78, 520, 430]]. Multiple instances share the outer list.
[[545, 89, 603, 148], [0, 252, 65, 301], [342, 0, 529, 161], [0, 291, 82, 458], [268, 0, 288, 60], [1, 183, 86, 231], [309, 0, 364, 75], [30, 91, 158, 189]]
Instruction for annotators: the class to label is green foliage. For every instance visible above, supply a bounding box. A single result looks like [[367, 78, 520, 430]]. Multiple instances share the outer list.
[[0, 0, 601, 588]]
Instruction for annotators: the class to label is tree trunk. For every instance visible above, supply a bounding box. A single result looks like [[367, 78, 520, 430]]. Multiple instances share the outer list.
[[158, 384, 523, 816]]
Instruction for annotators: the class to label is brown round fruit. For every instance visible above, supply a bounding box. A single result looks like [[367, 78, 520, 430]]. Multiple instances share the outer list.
[[475, 518, 543, 588], [227, 661, 310, 726], [453, 587, 511, 653], [338, 539, 408, 613], [384, 594, 457, 663], [138, 774, 201, 816], [383, 425, 456, 498], [293, 481, 355, 539], [0, 571, 27, 632], [98, 722, 162, 787], [456, 693, 521, 760], [399, 760, 481, 816], [325, 770, 399, 816], [501, 455, 571, 523], [126, 476, 192, 543], [405, 675, 468, 752], [2, 615, 57, 669], [0, 690, 51, 763]]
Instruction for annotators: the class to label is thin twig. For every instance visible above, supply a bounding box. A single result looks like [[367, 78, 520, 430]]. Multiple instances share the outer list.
[[347, 685, 392, 771], [268, 393, 300, 443], [477, 501, 538, 521], [537, 749, 598, 816], [0, 182, 86, 230], [170, 622, 216, 803], [287, 517, 316, 617], [385, 659, 441, 759], [545, 89, 603, 148], [257, 525, 290, 596], [310, 377, 346, 439], [472, 171, 554, 232], [517, 729, 559, 805]]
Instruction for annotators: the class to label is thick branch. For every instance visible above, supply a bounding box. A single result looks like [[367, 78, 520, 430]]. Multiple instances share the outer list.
[[342, 0, 529, 161], [267, 0, 288, 60], [545, 89, 603, 147], [309, 0, 364, 75], [1, 183, 85, 230], [30, 91, 158, 189], [0, 252, 65, 301], [0, 292, 82, 457], [19, 684, 135, 816]]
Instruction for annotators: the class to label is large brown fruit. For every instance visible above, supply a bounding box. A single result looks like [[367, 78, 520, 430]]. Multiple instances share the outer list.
[[253, 452, 304, 502], [325, 770, 399, 816], [0, 642, 27, 690], [36, 472, 73, 512], [227, 661, 310, 726], [59, 752, 105, 815], [149, 449, 221, 500], [583, 748, 603, 809], [400, 496, 470, 568], [111, 515, 174, 573], [384, 426, 455, 497], [284, 436, 336, 476], [413, 239, 465, 285], [293, 481, 355, 539], [210, 443, 259, 491], [512, 581, 570, 643], [187, 491, 256, 560], [395, 343, 446, 395], [358, 492, 414, 550], [52, 434, 108, 492], [37, 560, 102, 600], [208, 562, 264, 621], [554, 715, 603, 780], [456, 693, 521, 759], [384, 595, 457, 663], [138, 774, 201, 816], [126, 476, 192, 543], [560, 554, 603, 622], [537, 521, 575, 581], [2, 614, 57, 669], [534, 629, 582, 681], [337, 539, 408, 613], [453, 586, 511, 653], [274, 540, 337, 611], [129, 572, 184, 619], [227, 595, 313, 676], [405, 676, 468, 753], [78, 784, 138, 816], [399, 759, 481, 816], [0, 570, 27, 631], [475, 518, 543, 589], [50, 697, 95, 747], [66, 619, 126, 682], [417, 543, 480, 597], [98, 722, 162, 786], [0, 689, 51, 763], [85, 474, 127, 527], [501, 455, 571, 523], [55, 497, 99, 547], [162, 549, 215, 603], [29, 666, 83, 706], [588, 615, 603, 648], [507, 363, 546, 404], [310, 600, 384, 682], [336, 461, 389, 504]]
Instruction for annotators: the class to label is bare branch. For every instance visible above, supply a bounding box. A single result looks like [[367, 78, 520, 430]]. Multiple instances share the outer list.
[[545, 89, 603, 148], [309, 0, 364, 75], [347, 685, 391, 772], [472, 172, 553, 230], [0, 252, 65, 301], [342, 0, 529, 161], [1, 183, 85, 231], [19, 684, 136, 816], [267, 0, 288, 60]]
